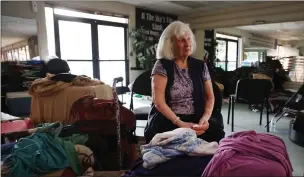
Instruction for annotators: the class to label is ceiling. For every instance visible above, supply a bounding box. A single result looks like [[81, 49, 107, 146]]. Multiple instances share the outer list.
[[1, 16, 37, 47], [237, 21, 304, 41], [118, 0, 258, 15]]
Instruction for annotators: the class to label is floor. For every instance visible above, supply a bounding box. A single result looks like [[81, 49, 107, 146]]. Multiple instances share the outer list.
[[125, 95, 304, 176]]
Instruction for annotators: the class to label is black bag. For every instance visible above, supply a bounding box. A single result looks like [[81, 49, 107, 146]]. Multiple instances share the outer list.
[[294, 112, 304, 134]]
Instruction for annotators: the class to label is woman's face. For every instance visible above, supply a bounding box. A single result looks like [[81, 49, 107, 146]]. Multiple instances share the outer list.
[[173, 32, 191, 58]]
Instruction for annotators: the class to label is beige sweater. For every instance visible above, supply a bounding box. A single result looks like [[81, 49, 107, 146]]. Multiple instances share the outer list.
[[29, 76, 113, 125]]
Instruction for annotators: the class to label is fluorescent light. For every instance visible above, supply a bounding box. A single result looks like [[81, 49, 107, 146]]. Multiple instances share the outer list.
[[277, 29, 288, 32]]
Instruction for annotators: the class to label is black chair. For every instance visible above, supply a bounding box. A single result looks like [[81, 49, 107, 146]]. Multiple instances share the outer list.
[[129, 70, 152, 121], [265, 84, 304, 128], [211, 82, 225, 134], [113, 77, 130, 105], [227, 79, 273, 132]]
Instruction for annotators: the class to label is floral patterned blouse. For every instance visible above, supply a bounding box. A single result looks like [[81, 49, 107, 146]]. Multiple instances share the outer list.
[[151, 60, 211, 115]]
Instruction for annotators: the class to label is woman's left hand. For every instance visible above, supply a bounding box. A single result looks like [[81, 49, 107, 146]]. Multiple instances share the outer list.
[[198, 118, 209, 131], [192, 124, 205, 135], [194, 128, 205, 136]]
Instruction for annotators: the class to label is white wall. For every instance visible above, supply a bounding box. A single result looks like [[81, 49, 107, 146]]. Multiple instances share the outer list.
[[192, 29, 205, 59]]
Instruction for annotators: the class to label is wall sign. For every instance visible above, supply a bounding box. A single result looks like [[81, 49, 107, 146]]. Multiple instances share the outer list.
[[204, 29, 215, 60], [135, 8, 177, 68]]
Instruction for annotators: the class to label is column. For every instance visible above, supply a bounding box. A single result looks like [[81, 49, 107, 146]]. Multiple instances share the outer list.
[[36, 1, 49, 60]]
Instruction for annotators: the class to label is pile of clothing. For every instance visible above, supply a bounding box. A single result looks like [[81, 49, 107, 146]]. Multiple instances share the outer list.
[[20, 60, 46, 89], [29, 74, 113, 125], [123, 128, 218, 176], [1, 61, 46, 116], [1, 61, 46, 92], [123, 130, 293, 177], [1, 122, 94, 177], [141, 128, 218, 169]]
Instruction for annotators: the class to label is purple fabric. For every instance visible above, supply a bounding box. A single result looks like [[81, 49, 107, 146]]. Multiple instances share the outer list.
[[202, 130, 293, 177], [151, 60, 210, 115]]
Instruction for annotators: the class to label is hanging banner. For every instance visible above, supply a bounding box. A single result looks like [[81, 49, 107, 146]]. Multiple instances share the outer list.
[[204, 29, 215, 61], [135, 8, 177, 67]]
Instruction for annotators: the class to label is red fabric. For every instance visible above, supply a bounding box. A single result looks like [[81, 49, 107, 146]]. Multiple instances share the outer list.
[[69, 95, 116, 122], [120, 106, 136, 130], [61, 168, 76, 177], [1, 118, 33, 135], [69, 95, 136, 130], [69, 95, 137, 169], [121, 141, 137, 168]]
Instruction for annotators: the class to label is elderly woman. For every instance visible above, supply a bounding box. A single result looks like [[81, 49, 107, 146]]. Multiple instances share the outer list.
[[144, 21, 225, 143]]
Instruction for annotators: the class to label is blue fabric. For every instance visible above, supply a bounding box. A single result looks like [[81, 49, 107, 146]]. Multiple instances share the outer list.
[[140, 128, 218, 169], [122, 155, 213, 177], [1, 142, 16, 160]]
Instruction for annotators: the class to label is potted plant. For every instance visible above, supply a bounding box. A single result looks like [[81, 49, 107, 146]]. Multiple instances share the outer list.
[[129, 28, 156, 70]]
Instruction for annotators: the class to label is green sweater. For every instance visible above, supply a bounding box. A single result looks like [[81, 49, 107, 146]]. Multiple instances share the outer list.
[[4, 122, 87, 177]]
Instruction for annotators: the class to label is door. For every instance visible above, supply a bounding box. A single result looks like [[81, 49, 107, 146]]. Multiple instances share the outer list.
[[54, 14, 129, 85]]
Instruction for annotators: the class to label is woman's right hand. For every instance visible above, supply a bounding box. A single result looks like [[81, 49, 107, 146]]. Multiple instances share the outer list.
[[177, 120, 195, 128]]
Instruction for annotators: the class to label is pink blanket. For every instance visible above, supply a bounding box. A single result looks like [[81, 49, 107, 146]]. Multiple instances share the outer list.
[[202, 131, 293, 176]]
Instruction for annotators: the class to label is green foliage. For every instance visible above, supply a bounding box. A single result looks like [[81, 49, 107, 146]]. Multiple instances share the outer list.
[[129, 27, 155, 69]]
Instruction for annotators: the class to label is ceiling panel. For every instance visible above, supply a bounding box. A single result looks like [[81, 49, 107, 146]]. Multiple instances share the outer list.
[[237, 21, 304, 41], [1, 16, 37, 36], [117, 0, 259, 15], [1, 16, 37, 47], [170, 1, 207, 9], [137, 2, 191, 15]]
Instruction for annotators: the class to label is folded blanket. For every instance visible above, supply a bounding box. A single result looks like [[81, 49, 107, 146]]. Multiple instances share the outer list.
[[202, 130, 293, 176], [141, 128, 218, 169]]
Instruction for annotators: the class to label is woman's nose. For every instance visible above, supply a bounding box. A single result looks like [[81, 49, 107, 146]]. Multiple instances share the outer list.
[[184, 41, 189, 47]]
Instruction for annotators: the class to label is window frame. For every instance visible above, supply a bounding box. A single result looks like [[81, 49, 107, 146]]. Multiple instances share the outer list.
[[216, 37, 239, 71], [53, 9, 129, 85]]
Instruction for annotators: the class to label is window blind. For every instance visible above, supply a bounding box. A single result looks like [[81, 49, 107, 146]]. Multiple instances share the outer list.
[[281, 56, 304, 83]]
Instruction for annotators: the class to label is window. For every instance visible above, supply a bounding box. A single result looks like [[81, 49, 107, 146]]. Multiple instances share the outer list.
[[25, 46, 30, 59], [7, 51, 13, 61], [47, 6, 129, 85], [1, 45, 31, 61], [216, 33, 239, 71], [243, 50, 266, 67]]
